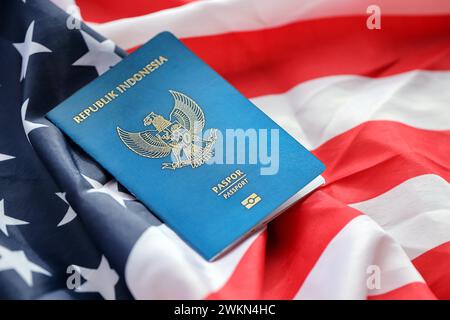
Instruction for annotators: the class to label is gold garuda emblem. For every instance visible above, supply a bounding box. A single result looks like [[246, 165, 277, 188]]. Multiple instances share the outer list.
[[117, 90, 217, 170]]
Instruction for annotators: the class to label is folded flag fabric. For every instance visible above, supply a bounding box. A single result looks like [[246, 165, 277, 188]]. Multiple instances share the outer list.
[[0, 0, 449, 299]]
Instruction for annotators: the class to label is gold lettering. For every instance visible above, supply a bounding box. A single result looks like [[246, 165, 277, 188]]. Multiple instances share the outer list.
[[79, 112, 87, 120], [73, 56, 169, 124], [108, 90, 118, 99], [117, 83, 130, 93], [138, 69, 150, 77], [211, 170, 248, 197], [73, 116, 82, 124], [133, 73, 143, 82], [150, 61, 159, 70]]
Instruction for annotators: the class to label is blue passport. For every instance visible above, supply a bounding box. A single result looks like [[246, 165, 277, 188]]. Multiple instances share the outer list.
[[46, 32, 325, 260]]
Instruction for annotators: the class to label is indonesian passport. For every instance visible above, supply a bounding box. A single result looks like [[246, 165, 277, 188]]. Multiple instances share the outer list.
[[47, 32, 325, 260]]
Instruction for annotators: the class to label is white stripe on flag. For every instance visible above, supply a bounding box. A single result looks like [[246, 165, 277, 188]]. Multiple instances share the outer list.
[[50, 0, 82, 19], [350, 174, 450, 260], [251, 71, 450, 150], [125, 222, 260, 299], [294, 215, 424, 299]]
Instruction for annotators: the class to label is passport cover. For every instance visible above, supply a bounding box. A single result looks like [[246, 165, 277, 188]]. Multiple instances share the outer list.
[[47, 32, 325, 260]]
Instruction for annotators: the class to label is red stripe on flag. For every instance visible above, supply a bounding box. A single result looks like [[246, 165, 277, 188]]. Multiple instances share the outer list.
[[314, 121, 450, 204], [368, 282, 436, 300], [208, 231, 267, 300], [177, 16, 450, 98], [207, 191, 361, 299], [208, 122, 449, 299], [413, 241, 450, 300], [76, 0, 196, 23]]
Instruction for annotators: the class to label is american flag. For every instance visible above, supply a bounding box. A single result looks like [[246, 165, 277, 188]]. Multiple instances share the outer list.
[[0, 0, 449, 299]]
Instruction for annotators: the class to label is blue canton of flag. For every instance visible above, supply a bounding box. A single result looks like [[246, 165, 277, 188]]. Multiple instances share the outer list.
[[0, 0, 157, 299]]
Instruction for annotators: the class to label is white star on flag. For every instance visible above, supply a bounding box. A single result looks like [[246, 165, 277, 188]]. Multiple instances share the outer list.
[[0, 245, 51, 287], [0, 153, 15, 162], [21, 98, 48, 143], [82, 174, 135, 207], [55, 193, 77, 227], [13, 21, 51, 81], [73, 30, 121, 75], [0, 199, 29, 237], [72, 255, 119, 300]]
